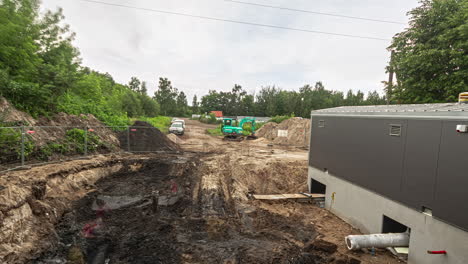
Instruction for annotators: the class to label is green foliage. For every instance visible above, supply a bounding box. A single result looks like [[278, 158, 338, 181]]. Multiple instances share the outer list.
[[199, 113, 219, 124], [0, 127, 21, 161], [242, 123, 254, 136], [0, 126, 34, 162], [200, 83, 386, 118], [37, 142, 68, 160], [136, 116, 172, 133], [65, 128, 101, 153], [200, 84, 254, 116], [192, 95, 199, 114], [176, 91, 189, 117], [388, 0, 468, 103], [206, 125, 223, 136], [270, 114, 294, 124], [36, 129, 103, 160], [0, 1, 161, 124]]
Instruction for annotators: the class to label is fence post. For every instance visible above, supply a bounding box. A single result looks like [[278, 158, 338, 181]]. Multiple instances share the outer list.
[[20, 126, 25, 166], [127, 126, 131, 152], [84, 126, 88, 156]]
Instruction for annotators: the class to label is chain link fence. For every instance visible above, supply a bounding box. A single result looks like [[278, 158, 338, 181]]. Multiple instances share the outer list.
[[0, 125, 185, 173]]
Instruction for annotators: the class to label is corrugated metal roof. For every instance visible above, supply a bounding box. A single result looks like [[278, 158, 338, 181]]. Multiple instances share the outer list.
[[311, 103, 468, 120]]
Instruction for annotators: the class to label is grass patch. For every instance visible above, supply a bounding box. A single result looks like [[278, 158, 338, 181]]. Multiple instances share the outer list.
[[133, 116, 172, 133], [206, 125, 223, 136]]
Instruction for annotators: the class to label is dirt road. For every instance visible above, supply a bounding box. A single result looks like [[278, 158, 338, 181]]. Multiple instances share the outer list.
[[27, 120, 401, 264]]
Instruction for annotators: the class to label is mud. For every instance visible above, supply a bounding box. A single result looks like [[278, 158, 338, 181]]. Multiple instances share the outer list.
[[4, 119, 400, 264], [33, 154, 320, 264]]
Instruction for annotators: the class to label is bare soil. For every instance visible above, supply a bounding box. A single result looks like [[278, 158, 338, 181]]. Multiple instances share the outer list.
[[1, 119, 401, 264]]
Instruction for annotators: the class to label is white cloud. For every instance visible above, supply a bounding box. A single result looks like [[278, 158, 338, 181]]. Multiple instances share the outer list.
[[40, 0, 419, 101]]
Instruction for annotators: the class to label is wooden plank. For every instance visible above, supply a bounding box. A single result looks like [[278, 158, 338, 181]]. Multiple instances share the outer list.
[[252, 193, 325, 200], [252, 194, 287, 200], [281, 194, 309, 199]]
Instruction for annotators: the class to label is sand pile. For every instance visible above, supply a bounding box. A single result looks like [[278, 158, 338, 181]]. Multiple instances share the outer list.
[[256, 117, 310, 146], [119, 121, 180, 152]]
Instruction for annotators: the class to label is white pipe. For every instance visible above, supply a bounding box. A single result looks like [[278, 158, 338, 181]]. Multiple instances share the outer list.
[[345, 233, 409, 250]]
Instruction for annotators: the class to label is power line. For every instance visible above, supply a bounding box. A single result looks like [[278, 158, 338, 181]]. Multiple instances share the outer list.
[[224, 0, 405, 25], [71, 0, 391, 41]]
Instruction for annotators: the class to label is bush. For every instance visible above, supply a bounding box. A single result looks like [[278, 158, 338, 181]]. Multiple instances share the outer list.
[[269, 114, 294, 124], [206, 124, 223, 136], [65, 128, 102, 153], [136, 116, 172, 133], [57, 92, 130, 127], [199, 113, 220, 124], [0, 126, 35, 162]]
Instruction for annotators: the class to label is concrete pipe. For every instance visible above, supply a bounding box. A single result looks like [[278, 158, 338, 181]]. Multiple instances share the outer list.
[[345, 233, 410, 250]]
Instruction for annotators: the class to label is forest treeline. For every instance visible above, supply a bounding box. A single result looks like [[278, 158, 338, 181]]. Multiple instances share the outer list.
[[1, 0, 466, 124], [196, 83, 386, 118]]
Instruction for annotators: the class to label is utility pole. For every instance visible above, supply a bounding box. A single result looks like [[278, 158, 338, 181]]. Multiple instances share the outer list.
[[387, 50, 395, 105]]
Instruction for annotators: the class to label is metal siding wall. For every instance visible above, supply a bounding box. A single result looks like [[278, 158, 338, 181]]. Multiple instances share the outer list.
[[400, 120, 441, 210], [309, 117, 406, 198], [434, 121, 468, 231], [309, 116, 468, 231]]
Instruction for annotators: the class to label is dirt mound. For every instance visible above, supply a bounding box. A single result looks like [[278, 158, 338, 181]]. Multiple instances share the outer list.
[[118, 121, 180, 152], [31, 113, 120, 148], [166, 133, 184, 144], [256, 117, 310, 146], [231, 160, 308, 200], [0, 97, 36, 126], [1, 97, 119, 148]]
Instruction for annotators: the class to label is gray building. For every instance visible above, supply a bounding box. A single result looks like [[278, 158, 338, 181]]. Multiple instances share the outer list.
[[308, 103, 468, 264]]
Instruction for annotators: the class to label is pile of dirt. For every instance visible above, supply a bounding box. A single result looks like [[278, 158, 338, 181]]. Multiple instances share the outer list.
[[0, 97, 36, 126], [232, 160, 309, 199], [0, 96, 120, 149], [118, 121, 180, 152], [256, 117, 311, 146], [34, 112, 120, 148], [166, 133, 184, 144]]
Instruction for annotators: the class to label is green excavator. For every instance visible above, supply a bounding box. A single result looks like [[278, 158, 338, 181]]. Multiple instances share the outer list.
[[221, 117, 257, 141]]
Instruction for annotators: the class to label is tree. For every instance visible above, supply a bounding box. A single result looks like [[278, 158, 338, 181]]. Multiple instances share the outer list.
[[141, 81, 148, 95], [192, 95, 199, 113], [388, 0, 468, 103], [154, 77, 178, 116], [366, 91, 386, 105], [139, 94, 160, 117], [176, 91, 188, 116], [128, 77, 141, 93], [122, 91, 142, 117]]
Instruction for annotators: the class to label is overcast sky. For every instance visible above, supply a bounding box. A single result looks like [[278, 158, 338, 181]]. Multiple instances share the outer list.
[[41, 0, 420, 101]]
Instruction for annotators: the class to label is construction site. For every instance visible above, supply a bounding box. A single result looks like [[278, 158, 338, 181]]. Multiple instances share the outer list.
[[0, 98, 407, 264]]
